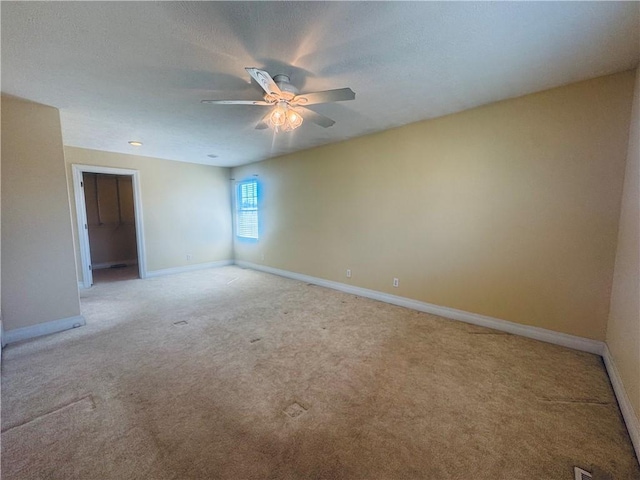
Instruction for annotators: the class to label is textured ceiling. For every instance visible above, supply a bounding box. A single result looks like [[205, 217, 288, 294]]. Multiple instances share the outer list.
[[2, 2, 639, 167]]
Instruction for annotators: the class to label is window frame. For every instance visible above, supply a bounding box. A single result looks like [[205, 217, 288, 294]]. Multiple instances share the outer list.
[[235, 179, 259, 240]]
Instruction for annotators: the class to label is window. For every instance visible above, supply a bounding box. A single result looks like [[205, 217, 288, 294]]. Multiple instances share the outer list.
[[236, 180, 258, 239]]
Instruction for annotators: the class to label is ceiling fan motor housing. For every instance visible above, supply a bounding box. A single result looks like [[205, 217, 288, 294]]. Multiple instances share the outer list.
[[272, 74, 298, 100]]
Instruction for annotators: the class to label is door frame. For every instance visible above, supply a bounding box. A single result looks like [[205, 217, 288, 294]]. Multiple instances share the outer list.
[[72, 164, 147, 288]]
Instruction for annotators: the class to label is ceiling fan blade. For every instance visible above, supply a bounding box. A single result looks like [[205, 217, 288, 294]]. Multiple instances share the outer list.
[[201, 99, 270, 105], [293, 88, 355, 106], [245, 67, 283, 97], [296, 106, 335, 128]]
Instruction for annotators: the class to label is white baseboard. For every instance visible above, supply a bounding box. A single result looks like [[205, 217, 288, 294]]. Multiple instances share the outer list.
[[78, 281, 86, 290], [4, 315, 86, 344], [146, 259, 233, 278], [602, 345, 640, 460], [93, 259, 138, 270], [236, 261, 604, 355]]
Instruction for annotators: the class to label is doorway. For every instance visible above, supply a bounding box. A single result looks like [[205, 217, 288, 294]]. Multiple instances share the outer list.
[[72, 165, 147, 287]]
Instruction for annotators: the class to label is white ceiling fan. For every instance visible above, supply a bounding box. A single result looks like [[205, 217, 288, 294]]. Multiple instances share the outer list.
[[202, 67, 355, 132]]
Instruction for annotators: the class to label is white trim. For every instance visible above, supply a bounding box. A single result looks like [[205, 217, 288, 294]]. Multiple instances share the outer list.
[[235, 261, 605, 355], [78, 281, 85, 290], [72, 165, 93, 288], [3, 315, 86, 344], [92, 259, 138, 270], [602, 344, 640, 460], [71, 164, 148, 288], [146, 260, 234, 278]]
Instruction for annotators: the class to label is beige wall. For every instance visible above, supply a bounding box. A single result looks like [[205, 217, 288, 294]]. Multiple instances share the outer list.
[[607, 68, 640, 421], [65, 147, 232, 279], [233, 71, 635, 341], [83, 173, 138, 267], [1, 96, 81, 331], [0, 97, 3, 340]]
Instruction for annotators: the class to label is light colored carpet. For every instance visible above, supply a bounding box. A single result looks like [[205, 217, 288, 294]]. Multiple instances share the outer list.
[[2, 266, 639, 479], [92, 264, 140, 284]]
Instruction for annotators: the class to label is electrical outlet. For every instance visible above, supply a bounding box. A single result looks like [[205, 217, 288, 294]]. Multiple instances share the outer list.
[[346, 269, 351, 278], [393, 278, 399, 288], [186, 254, 192, 261]]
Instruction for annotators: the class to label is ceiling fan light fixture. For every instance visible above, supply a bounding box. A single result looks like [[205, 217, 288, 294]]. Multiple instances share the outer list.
[[266, 101, 303, 132], [269, 106, 304, 132], [287, 109, 303, 129], [269, 105, 287, 127]]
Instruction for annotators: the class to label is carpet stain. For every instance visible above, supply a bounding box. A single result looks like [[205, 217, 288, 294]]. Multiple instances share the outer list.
[[283, 402, 308, 418], [250, 338, 262, 343], [173, 320, 188, 326]]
